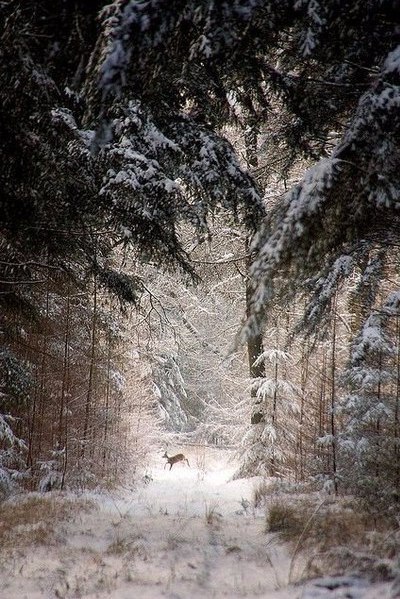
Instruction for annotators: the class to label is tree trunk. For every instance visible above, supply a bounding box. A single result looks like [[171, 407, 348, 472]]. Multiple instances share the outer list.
[[102, 330, 112, 474], [395, 316, 400, 488], [37, 278, 51, 460], [330, 296, 338, 494], [244, 123, 266, 424], [82, 272, 97, 459], [297, 338, 310, 482], [58, 285, 70, 446]]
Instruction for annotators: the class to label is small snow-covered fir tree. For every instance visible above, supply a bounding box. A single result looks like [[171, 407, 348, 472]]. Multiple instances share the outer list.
[[0, 414, 27, 499], [238, 349, 301, 478], [37, 447, 64, 493], [339, 291, 400, 508], [0, 348, 30, 498]]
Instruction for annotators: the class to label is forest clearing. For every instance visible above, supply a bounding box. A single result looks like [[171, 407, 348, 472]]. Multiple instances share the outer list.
[[0, 446, 395, 598]]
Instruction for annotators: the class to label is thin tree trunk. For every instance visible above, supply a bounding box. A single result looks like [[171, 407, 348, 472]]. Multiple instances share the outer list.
[[102, 331, 112, 474], [330, 296, 338, 494], [82, 272, 97, 459], [298, 339, 309, 482], [246, 271, 266, 424], [27, 334, 40, 470], [37, 277, 50, 460], [58, 285, 70, 445], [375, 349, 383, 479], [395, 316, 400, 487], [315, 349, 327, 461], [269, 357, 279, 475], [59, 285, 71, 489]]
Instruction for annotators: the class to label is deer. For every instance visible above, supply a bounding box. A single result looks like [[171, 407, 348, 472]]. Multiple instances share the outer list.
[[162, 451, 190, 470]]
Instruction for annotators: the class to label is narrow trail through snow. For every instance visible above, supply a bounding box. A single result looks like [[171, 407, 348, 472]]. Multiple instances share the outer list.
[[1, 447, 393, 598], [81, 446, 295, 598]]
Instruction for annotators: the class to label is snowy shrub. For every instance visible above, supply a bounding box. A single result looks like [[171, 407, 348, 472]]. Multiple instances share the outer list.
[[0, 414, 27, 500], [38, 449, 65, 493]]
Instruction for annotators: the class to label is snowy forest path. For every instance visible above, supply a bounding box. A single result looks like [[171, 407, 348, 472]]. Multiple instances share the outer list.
[[98, 445, 293, 598], [1, 446, 393, 598]]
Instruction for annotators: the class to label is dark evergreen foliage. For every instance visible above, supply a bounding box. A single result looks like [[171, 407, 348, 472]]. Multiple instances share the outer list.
[[85, 0, 400, 335], [0, 1, 264, 311]]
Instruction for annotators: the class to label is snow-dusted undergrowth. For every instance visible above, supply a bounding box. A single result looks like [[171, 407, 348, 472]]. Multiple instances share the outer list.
[[0, 447, 394, 598]]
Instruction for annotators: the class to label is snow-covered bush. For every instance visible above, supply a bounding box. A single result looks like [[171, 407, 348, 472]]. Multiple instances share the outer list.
[[0, 414, 27, 499], [0, 349, 30, 499]]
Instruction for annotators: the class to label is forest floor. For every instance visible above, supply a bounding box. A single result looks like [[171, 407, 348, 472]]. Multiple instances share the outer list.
[[0, 446, 395, 598]]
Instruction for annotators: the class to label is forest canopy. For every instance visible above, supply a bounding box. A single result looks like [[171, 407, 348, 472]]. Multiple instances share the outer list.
[[1, 0, 399, 328]]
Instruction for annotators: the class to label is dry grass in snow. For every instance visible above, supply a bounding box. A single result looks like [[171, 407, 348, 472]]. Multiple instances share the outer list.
[[0, 446, 396, 598]]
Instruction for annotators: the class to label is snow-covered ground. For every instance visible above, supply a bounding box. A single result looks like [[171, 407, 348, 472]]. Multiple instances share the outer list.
[[0, 446, 394, 598]]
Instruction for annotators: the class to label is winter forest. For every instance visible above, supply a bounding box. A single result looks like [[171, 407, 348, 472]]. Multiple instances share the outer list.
[[1, 1, 400, 597]]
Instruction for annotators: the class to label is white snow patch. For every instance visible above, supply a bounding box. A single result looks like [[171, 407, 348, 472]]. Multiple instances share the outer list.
[[384, 44, 400, 75], [0, 447, 395, 598]]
